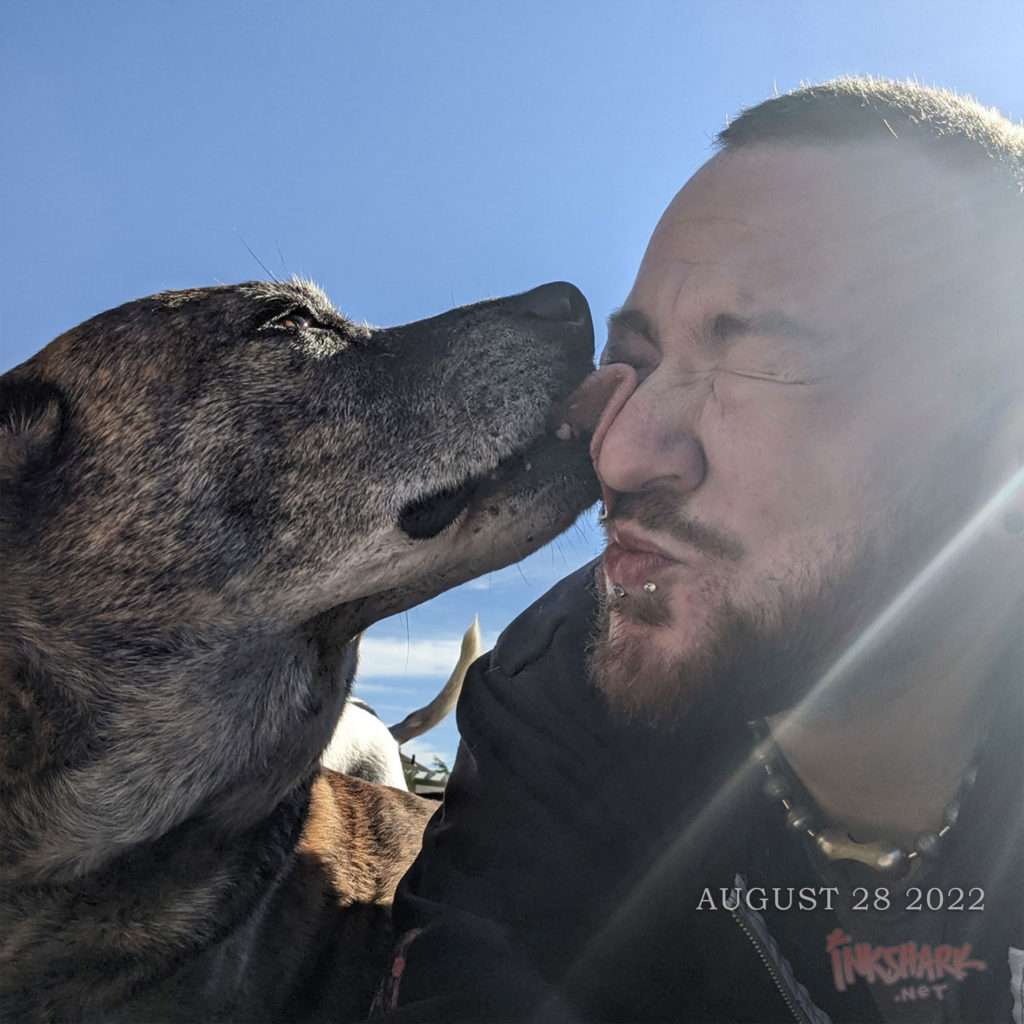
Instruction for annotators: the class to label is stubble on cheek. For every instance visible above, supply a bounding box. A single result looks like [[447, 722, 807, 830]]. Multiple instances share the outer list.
[[582, 394, 1005, 733], [584, 545, 856, 732]]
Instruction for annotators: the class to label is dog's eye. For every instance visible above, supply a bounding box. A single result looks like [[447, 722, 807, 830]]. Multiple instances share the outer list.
[[270, 310, 321, 331]]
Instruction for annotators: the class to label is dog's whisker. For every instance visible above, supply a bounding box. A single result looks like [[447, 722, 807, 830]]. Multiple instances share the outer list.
[[235, 229, 279, 283]]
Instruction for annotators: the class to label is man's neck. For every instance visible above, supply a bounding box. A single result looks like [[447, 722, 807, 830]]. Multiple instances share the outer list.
[[765, 661, 988, 849]]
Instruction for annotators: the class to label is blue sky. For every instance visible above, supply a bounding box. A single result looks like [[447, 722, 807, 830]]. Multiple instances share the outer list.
[[2, 0, 1021, 767]]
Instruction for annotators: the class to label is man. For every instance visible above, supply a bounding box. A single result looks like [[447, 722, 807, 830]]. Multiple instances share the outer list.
[[377, 79, 1023, 1023]]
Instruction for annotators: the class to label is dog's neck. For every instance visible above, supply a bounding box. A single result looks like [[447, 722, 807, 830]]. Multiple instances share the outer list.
[[0, 595, 370, 1018], [2, 607, 359, 881], [0, 774, 313, 1021]]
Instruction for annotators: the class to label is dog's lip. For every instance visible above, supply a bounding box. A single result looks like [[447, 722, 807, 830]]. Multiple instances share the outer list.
[[463, 427, 594, 517], [398, 365, 614, 542], [397, 421, 595, 542], [398, 478, 481, 540]]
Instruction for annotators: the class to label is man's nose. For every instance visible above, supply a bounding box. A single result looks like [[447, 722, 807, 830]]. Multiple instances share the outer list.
[[592, 373, 707, 511]]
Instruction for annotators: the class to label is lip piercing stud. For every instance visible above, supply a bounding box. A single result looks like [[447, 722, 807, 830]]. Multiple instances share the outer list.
[[643, 581, 657, 593], [611, 583, 626, 598]]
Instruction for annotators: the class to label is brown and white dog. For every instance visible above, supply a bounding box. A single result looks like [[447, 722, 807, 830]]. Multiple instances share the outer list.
[[0, 279, 598, 1022]]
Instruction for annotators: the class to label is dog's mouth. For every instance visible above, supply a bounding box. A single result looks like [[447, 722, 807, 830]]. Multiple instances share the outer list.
[[397, 365, 632, 540], [397, 441, 553, 541], [399, 477, 485, 540]]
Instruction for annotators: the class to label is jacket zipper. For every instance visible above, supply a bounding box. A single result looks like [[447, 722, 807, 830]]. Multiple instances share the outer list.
[[730, 906, 811, 1024]]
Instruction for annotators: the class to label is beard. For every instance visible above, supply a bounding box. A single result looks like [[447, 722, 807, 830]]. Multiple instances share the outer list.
[[588, 553, 873, 735], [586, 415, 1005, 736]]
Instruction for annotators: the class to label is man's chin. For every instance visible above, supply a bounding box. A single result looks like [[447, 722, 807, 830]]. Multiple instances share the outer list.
[[589, 597, 727, 733], [587, 578, 832, 734], [588, 637, 699, 733]]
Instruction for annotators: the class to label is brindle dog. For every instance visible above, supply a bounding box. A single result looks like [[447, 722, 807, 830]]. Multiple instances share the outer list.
[[0, 279, 596, 1022]]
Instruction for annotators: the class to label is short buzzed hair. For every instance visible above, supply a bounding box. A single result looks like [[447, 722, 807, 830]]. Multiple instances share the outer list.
[[716, 76, 1024, 196]]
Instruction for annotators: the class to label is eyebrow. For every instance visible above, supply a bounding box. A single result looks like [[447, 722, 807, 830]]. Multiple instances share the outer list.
[[605, 307, 828, 353]]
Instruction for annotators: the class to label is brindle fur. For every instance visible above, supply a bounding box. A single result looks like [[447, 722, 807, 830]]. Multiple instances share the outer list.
[[0, 280, 595, 1021]]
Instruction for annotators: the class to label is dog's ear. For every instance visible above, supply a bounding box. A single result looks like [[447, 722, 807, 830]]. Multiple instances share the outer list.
[[0, 375, 68, 484]]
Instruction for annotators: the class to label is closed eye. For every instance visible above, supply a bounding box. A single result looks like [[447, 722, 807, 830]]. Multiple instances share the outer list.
[[727, 369, 812, 385]]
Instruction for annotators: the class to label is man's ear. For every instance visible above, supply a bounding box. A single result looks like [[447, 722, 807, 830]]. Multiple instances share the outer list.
[[0, 376, 67, 485]]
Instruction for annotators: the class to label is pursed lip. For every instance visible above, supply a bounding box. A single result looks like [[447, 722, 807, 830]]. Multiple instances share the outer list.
[[603, 523, 683, 591]]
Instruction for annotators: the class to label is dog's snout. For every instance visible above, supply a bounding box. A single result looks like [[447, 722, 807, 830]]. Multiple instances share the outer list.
[[506, 282, 590, 326]]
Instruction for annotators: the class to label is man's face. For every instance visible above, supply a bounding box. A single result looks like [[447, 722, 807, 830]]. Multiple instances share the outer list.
[[590, 142, 996, 728]]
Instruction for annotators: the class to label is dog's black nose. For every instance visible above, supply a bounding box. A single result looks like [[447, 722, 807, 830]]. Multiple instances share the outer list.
[[505, 282, 590, 325]]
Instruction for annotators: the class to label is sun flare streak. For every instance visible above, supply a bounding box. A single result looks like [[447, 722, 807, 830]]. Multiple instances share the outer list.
[[541, 463, 1024, 1012], [775, 461, 1024, 739]]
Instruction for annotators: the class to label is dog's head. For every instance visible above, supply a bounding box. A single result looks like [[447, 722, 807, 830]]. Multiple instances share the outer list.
[[2, 279, 597, 641], [1, 279, 599, 880]]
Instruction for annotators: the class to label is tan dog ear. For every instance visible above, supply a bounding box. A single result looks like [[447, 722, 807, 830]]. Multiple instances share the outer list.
[[0, 376, 67, 484]]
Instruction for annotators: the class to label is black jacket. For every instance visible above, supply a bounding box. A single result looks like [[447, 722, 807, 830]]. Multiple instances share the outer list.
[[380, 562, 1023, 1022]]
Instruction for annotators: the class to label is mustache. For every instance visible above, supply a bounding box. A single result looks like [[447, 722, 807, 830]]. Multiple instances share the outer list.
[[606, 492, 745, 562]]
